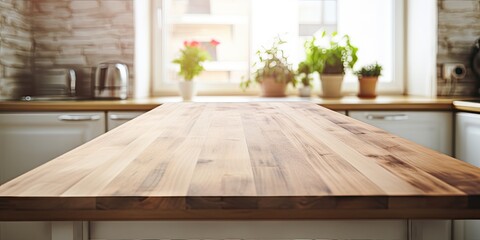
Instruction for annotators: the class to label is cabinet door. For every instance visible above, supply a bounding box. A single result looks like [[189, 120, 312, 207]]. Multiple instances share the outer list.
[[0, 112, 105, 240], [348, 111, 452, 155], [456, 112, 480, 166], [107, 111, 145, 131], [455, 112, 480, 240], [0, 112, 105, 184]]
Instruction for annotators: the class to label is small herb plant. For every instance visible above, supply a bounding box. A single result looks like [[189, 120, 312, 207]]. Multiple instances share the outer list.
[[314, 31, 358, 75], [297, 61, 314, 87], [240, 37, 296, 90], [355, 63, 383, 77], [296, 38, 323, 87], [172, 39, 220, 81]]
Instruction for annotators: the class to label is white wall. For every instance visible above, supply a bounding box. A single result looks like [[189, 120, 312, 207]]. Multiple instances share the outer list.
[[134, 0, 152, 98], [406, 0, 437, 97]]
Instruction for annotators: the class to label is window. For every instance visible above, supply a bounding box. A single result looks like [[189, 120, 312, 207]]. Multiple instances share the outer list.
[[151, 0, 403, 96], [338, 0, 403, 93]]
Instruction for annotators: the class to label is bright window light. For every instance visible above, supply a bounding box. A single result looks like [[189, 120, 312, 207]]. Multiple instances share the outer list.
[[151, 0, 403, 95]]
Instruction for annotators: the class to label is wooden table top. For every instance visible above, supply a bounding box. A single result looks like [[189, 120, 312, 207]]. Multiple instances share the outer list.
[[1, 102, 480, 221]]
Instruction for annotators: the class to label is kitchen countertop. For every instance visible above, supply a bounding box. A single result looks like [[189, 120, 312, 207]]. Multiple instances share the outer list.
[[1, 102, 480, 221], [453, 100, 480, 113], [0, 95, 467, 111]]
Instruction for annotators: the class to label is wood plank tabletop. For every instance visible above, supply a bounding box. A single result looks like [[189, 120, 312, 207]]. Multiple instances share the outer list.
[[1, 102, 480, 221]]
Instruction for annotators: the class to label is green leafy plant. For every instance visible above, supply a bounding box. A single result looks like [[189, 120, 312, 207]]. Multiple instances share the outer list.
[[240, 37, 296, 90], [314, 31, 359, 75], [296, 38, 323, 87], [355, 62, 383, 77], [297, 61, 314, 87], [172, 39, 220, 81]]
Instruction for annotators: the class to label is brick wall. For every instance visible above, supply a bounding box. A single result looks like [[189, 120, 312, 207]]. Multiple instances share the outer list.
[[0, 0, 33, 99], [31, 0, 135, 97], [437, 0, 480, 96], [0, 0, 134, 99]]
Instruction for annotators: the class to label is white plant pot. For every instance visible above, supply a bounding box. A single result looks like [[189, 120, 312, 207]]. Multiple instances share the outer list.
[[320, 74, 344, 98], [299, 86, 312, 97], [178, 81, 197, 101]]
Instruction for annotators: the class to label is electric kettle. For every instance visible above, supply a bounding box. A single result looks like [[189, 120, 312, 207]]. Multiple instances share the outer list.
[[94, 62, 129, 99]]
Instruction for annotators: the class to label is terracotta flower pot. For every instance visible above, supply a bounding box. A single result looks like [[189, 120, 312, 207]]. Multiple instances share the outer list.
[[320, 74, 344, 98], [261, 77, 287, 97], [178, 80, 196, 101], [358, 76, 379, 98]]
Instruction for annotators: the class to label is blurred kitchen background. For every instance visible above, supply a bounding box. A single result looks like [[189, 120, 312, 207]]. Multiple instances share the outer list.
[[0, 0, 134, 99], [0, 0, 479, 99]]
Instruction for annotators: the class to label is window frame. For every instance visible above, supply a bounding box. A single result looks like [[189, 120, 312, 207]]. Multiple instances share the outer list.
[[152, 0, 258, 96], [150, 0, 405, 96]]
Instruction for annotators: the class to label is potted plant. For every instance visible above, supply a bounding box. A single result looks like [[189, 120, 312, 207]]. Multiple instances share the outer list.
[[296, 39, 323, 97], [296, 61, 314, 97], [355, 62, 382, 98], [172, 39, 219, 101], [240, 37, 295, 97], [314, 32, 358, 98]]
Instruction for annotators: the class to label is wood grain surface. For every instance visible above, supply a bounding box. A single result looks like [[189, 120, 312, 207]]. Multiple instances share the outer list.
[[1, 102, 480, 221], [0, 96, 460, 111], [453, 100, 480, 113]]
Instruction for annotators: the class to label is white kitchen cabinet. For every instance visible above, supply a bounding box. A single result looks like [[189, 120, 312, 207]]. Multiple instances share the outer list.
[[0, 112, 105, 240], [107, 111, 146, 131], [456, 112, 480, 166], [348, 111, 452, 155], [455, 112, 480, 240], [91, 220, 408, 240], [0, 112, 105, 184]]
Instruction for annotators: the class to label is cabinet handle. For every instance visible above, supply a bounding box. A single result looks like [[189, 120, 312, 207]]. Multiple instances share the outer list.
[[58, 115, 101, 121], [109, 114, 138, 120], [366, 114, 409, 121]]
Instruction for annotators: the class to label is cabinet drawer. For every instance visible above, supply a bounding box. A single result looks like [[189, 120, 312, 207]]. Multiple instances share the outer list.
[[107, 111, 146, 131], [348, 111, 452, 155], [0, 112, 106, 184]]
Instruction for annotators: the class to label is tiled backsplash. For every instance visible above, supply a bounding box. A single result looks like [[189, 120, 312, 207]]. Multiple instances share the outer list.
[[437, 0, 480, 96], [0, 0, 134, 99], [32, 0, 134, 97]]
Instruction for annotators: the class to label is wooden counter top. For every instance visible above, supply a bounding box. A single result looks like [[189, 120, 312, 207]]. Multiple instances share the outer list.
[[1, 102, 480, 221], [0, 96, 461, 111], [453, 100, 480, 113]]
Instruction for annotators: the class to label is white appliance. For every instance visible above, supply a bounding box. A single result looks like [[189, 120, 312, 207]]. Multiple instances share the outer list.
[[455, 112, 480, 240]]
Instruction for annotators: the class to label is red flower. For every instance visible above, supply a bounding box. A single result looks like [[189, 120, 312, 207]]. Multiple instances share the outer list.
[[210, 39, 220, 46], [183, 41, 188, 46], [190, 41, 199, 47]]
